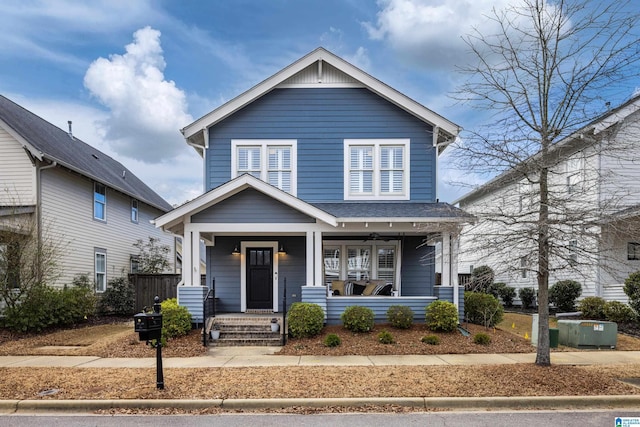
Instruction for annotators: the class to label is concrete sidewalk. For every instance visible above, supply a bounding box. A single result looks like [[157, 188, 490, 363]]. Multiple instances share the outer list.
[[1, 349, 640, 368]]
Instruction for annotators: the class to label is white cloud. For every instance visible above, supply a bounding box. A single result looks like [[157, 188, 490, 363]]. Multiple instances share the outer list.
[[84, 26, 193, 163], [364, 0, 513, 70], [344, 47, 372, 71]]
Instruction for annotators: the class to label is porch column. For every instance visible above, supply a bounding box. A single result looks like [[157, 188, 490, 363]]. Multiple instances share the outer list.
[[192, 231, 201, 286], [441, 233, 451, 287], [314, 231, 323, 286], [182, 226, 193, 286], [451, 233, 460, 309], [306, 231, 314, 286]]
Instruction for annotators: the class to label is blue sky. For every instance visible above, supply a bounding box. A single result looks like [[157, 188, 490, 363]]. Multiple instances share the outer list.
[[1, 0, 638, 206]]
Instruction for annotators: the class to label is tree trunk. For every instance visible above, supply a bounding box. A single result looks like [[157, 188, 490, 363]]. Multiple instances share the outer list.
[[536, 164, 551, 366]]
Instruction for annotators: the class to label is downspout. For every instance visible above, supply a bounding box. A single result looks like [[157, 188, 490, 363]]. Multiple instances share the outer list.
[[433, 126, 440, 201]]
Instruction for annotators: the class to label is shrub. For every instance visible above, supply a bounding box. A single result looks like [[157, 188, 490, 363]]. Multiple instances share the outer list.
[[488, 282, 506, 299], [577, 296, 606, 320], [603, 301, 637, 324], [324, 333, 342, 347], [341, 305, 375, 333], [519, 288, 536, 309], [473, 332, 492, 345], [287, 302, 325, 338], [425, 300, 458, 332], [549, 280, 582, 312], [624, 271, 640, 316], [378, 330, 394, 344], [386, 305, 414, 329], [468, 265, 494, 293], [98, 276, 135, 316], [160, 298, 192, 340], [60, 275, 97, 324], [499, 286, 516, 308], [464, 292, 504, 328], [421, 335, 440, 345]]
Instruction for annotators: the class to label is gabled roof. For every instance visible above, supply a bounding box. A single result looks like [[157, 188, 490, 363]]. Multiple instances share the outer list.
[[0, 95, 172, 212], [182, 47, 461, 151], [454, 94, 640, 206], [154, 174, 339, 231]]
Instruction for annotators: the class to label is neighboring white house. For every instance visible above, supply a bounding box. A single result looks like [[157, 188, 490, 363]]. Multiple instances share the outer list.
[[0, 95, 176, 292], [455, 95, 640, 303]]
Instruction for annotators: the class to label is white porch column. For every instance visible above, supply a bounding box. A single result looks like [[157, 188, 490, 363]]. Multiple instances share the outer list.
[[314, 231, 323, 286], [192, 231, 201, 286], [451, 233, 460, 309], [441, 233, 451, 287], [183, 225, 193, 286], [306, 231, 314, 286]]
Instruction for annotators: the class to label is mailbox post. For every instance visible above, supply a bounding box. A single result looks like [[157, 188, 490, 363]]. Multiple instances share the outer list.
[[133, 295, 164, 390]]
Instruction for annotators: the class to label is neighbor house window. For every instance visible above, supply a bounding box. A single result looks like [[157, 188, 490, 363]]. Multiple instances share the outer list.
[[130, 255, 140, 273], [628, 242, 640, 260], [232, 140, 297, 195], [95, 250, 106, 292], [566, 156, 582, 194], [94, 183, 106, 221], [520, 257, 527, 279], [131, 199, 139, 223], [569, 240, 578, 266], [344, 139, 409, 200]]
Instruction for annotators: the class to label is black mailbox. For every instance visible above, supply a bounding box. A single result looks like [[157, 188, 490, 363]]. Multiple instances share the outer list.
[[134, 312, 163, 341]]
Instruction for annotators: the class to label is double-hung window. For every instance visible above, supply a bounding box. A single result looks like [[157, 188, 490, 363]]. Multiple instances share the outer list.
[[131, 199, 139, 223], [323, 241, 399, 287], [95, 250, 106, 293], [345, 139, 409, 200], [232, 140, 296, 195], [566, 156, 582, 194], [94, 183, 106, 221]]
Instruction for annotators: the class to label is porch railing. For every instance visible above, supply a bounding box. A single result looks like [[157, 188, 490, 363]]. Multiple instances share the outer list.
[[202, 278, 216, 347]]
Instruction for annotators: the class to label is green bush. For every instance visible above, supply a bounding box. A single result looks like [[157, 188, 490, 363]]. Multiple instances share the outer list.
[[603, 301, 637, 323], [518, 288, 536, 309], [341, 305, 375, 333], [473, 332, 492, 345], [1, 278, 97, 333], [624, 271, 640, 316], [464, 292, 504, 328], [287, 302, 325, 338], [549, 280, 582, 312], [488, 282, 506, 299], [425, 300, 458, 332], [377, 330, 394, 344], [577, 296, 606, 320], [468, 265, 494, 293], [386, 305, 414, 329], [421, 335, 440, 345], [160, 298, 192, 341], [98, 276, 135, 316], [499, 285, 516, 308], [324, 333, 342, 347]]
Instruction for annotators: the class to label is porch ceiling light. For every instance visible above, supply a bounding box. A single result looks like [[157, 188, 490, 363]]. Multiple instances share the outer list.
[[278, 244, 287, 255], [232, 244, 240, 255]]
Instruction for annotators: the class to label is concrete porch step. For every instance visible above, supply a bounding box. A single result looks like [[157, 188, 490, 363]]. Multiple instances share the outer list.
[[209, 336, 283, 347], [208, 315, 283, 347]]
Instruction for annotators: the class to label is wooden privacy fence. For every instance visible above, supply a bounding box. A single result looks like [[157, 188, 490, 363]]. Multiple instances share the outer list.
[[129, 274, 180, 313]]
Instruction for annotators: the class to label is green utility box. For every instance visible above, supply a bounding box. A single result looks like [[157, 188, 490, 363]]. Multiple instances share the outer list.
[[557, 320, 617, 349], [549, 328, 559, 348]]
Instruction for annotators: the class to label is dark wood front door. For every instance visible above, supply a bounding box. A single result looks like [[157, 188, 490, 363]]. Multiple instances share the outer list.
[[246, 248, 273, 309]]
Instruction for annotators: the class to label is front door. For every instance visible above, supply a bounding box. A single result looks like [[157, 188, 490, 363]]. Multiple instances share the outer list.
[[246, 247, 273, 309]]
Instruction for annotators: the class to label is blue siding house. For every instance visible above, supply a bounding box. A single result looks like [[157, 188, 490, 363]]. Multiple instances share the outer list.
[[155, 48, 471, 324]]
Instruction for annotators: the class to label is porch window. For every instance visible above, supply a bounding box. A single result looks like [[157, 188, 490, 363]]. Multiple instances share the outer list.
[[232, 140, 297, 195], [323, 242, 398, 287], [628, 242, 640, 260], [344, 139, 409, 200], [95, 250, 106, 293]]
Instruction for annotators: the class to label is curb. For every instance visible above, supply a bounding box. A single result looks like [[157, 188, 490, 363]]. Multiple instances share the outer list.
[[1, 395, 640, 413]]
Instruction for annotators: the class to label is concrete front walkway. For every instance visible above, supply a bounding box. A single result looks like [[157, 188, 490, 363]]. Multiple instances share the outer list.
[[1, 349, 639, 368]]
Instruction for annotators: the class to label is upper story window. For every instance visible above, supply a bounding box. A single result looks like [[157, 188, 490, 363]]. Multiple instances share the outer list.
[[131, 199, 139, 223], [628, 242, 640, 260], [232, 140, 297, 195], [94, 183, 106, 221], [566, 156, 583, 194], [344, 139, 409, 200]]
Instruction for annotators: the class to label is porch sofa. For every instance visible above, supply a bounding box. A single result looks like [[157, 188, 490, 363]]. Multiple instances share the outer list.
[[331, 280, 393, 297]]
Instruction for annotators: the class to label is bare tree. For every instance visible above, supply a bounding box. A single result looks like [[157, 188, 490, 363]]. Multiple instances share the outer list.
[[454, 0, 640, 366], [133, 237, 171, 274]]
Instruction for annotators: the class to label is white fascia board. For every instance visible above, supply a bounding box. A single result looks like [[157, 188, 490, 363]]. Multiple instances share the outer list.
[[337, 216, 472, 223], [154, 174, 338, 229], [0, 118, 44, 161], [181, 48, 461, 143]]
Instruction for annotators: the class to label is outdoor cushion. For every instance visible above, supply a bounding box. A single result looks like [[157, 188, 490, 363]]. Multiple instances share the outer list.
[[374, 284, 393, 296], [332, 280, 345, 296]]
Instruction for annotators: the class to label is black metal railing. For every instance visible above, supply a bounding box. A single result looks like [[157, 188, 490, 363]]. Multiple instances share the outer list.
[[281, 278, 287, 345], [202, 278, 216, 347]]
